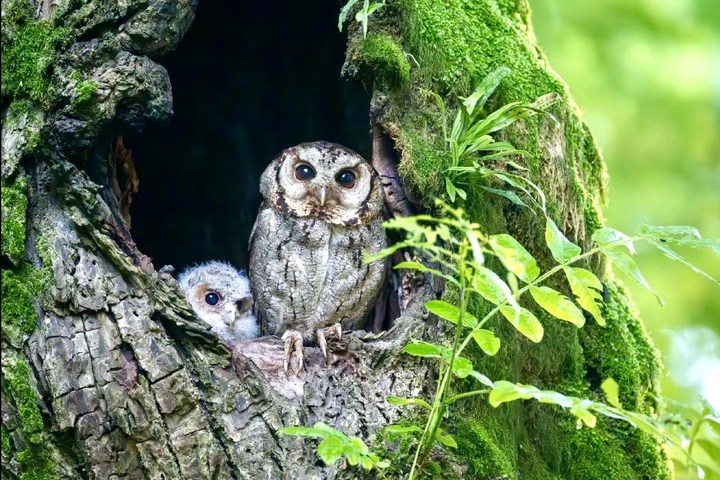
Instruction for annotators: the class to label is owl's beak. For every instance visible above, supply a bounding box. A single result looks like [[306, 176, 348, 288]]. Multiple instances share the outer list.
[[318, 187, 327, 206]]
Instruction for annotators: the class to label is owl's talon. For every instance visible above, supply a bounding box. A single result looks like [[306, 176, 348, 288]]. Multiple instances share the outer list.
[[316, 323, 342, 365], [282, 330, 304, 376], [317, 329, 328, 365]]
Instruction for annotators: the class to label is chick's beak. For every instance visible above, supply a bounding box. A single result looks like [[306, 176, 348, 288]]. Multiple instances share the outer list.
[[318, 186, 327, 206]]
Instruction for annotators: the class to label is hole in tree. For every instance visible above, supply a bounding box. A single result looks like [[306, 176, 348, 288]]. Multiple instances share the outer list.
[[129, 0, 371, 272]]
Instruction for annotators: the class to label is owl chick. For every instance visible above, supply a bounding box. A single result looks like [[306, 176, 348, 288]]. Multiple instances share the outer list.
[[178, 261, 259, 343], [249, 141, 388, 374]]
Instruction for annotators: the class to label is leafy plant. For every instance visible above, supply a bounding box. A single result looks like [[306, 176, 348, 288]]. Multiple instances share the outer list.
[[339, 0, 386, 39], [429, 67, 560, 204], [368, 201, 719, 478], [279, 422, 389, 475], [279, 63, 720, 480]]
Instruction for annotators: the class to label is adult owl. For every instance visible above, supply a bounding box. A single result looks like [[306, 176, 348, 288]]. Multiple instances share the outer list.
[[178, 261, 259, 343], [249, 141, 387, 374]]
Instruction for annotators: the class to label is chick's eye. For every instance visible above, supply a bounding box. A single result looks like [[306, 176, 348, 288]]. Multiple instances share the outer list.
[[204, 292, 220, 306], [295, 163, 316, 181], [336, 170, 356, 188]]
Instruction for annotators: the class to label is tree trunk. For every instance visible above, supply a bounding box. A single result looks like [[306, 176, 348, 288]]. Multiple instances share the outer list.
[[1, 1, 670, 479]]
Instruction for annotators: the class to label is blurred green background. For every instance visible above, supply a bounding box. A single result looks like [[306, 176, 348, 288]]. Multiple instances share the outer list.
[[530, 0, 720, 413]]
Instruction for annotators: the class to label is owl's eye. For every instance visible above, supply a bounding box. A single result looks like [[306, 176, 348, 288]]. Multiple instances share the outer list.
[[295, 163, 316, 181], [336, 170, 356, 188], [204, 292, 220, 306]]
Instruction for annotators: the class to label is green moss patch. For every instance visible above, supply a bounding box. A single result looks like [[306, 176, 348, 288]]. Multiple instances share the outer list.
[[1, 263, 49, 348], [1, 176, 29, 264], [357, 34, 411, 89], [2, 357, 56, 480], [1, 2, 70, 109]]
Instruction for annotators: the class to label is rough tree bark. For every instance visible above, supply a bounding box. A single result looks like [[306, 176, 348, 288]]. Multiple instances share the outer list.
[[1, 1, 670, 479]]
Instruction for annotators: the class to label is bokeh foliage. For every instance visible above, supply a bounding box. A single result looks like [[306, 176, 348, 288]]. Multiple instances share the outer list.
[[531, 0, 720, 412]]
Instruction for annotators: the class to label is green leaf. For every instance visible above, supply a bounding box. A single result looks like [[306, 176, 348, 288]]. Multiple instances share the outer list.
[[570, 400, 597, 428], [592, 227, 636, 254], [471, 329, 501, 355], [317, 435, 344, 465], [489, 234, 540, 283], [639, 224, 720, 253], [529, 285, 586, 327], [387, 396, 432, 410], [545, 217, 581, 263], [403, 341, 443, 358], [488, 380, 525, 406], [647, 239, 719, 285], [601, 378, 621, 408], [563, 267, 605, 326], [338, 0, 360, 31], [468, 370, 495, 388], [348, 436, 370, 456], [425, 300, 478, 328], [376, 460, 391, 469], [499, 305, 544, 343], [394, 261, 444, 278], [445, 176, 457, 202], [471, 266, 517, 307], [601, 248, 664, 305], [435, 428, 458, 448], [279, 426, 330, 438], [385, 424, 424, 435], [452, 356, 474, 378], [480, 186, 531, 210], [462, 66, 512, 116]]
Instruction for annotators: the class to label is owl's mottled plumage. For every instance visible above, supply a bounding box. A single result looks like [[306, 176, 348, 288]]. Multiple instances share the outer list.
[[249, 141, 387, 350], [178, 261, 259, 343]]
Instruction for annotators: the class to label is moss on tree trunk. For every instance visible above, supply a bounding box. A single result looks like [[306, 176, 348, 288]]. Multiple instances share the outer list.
[[1, 0, 670, 478]]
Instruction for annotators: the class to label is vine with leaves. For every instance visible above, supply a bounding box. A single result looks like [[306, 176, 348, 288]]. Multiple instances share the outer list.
[[286, 11, 720, 475]]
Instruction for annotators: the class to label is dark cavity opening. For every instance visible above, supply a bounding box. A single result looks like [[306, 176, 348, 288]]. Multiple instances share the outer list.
[[129, 0, 371, 271]]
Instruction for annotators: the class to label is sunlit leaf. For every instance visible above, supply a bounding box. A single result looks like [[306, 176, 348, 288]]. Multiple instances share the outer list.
[[489, 234, 540, 283], [545, 217, 582, 263], [387, 396, 432, 410], [499, 305, 544, 343], [471, 329, 501, 355], [279, 426, 330, 438], [403, 341, 443, 358], [348, 436, 369, 456], [426, 299, 478, 328], [468, 370, 495, 388], [488, 380, 526, 406], [646, 239, 719, 285], [570, 400, 597, 428], [435, 428, 458, 448], [592, 227, 636, 254], [471, 266, 517, 307], [317, 435, 344, 465], [563, 267, 605, 326], [385, 425, 424, 434], [452, 356, 474, 378], [638, 225, 720, 253], [466, 230, 485, 265], [529, 285, 586, 327], [601, 248, 664, 305], [601, 378, 621, 408], [394, 261, 444, 278]]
